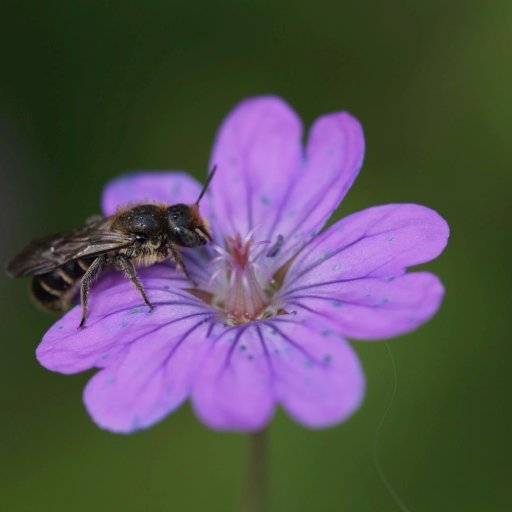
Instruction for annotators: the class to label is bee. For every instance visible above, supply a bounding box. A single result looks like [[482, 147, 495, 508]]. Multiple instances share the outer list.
[[6, 167, 217, 328]]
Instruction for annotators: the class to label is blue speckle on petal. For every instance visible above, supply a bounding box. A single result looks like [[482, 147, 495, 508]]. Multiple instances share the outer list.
[[260, 195, 271, 205], [171, 183, 182, 197], [131, 416, 142, 431], [331, 300, 343, 308]]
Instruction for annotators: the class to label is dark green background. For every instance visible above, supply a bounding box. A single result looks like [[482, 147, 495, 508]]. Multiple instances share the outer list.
[[1, 1, 509, 511]]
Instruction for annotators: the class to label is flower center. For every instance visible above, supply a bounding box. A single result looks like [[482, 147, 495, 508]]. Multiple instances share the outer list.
[[207, 231, 282, 325]]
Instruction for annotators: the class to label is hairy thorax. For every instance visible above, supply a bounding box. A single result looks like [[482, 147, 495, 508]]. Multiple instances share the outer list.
[[119, 237, 168, 268]]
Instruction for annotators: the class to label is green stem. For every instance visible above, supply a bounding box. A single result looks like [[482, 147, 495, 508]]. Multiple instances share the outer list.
[[243, 428, 268, 512]]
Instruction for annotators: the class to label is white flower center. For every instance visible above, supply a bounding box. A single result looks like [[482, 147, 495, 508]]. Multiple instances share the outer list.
[[208, 231, 284, 325]]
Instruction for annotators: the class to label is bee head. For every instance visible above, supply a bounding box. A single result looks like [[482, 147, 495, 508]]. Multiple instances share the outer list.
[[166, 204, 211, 247]]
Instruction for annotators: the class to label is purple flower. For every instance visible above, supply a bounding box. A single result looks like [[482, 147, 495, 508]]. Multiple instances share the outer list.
[[36, 96, 449, 433]]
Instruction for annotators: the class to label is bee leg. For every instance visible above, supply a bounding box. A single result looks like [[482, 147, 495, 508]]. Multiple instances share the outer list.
[[79, 255, 107, 329], [115, 255, 154, 311], [168, 243, 196, 286]]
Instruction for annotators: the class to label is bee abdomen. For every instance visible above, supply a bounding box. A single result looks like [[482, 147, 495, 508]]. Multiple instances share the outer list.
[[31, 259, 92, 311]]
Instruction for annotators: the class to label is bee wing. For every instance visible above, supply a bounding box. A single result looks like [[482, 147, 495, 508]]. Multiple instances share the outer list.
[[6, 218, 137, 277]]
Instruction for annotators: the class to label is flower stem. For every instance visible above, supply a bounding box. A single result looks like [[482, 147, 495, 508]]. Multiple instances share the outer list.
[[243, 428, 268, 512]]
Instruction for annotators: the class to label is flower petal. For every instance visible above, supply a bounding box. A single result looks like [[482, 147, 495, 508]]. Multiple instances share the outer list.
[[83, 314, 214, 433], [101, 171, 204, 216], [267, 318, 365, 428], [284, 204, 449, 287], [36, 265, 212, 374], [281, 204, 449, 340], [267, 109, 365, 267], [191, 325, 276, 431], [191, 319, 365, 431], [285, 272, 444, 340], [208, 96, 302, 241], [208, 96, 364, 268]]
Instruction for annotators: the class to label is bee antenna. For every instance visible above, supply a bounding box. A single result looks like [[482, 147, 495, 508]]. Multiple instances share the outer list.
[[195, 164, 218, 205]]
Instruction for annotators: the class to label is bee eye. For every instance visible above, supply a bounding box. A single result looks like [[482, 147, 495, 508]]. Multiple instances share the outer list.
[[177, 228, 199, 247], [167, 204, 190, 224]]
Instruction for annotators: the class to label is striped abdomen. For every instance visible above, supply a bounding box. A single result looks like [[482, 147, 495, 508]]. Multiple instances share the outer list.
[[31, 258, 93, 311]]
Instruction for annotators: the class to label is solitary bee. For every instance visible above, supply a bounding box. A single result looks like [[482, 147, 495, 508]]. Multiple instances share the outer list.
[[6, 167, 217, 328]]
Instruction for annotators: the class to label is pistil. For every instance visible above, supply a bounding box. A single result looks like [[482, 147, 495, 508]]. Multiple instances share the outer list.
[[224, 233, 270, 324]]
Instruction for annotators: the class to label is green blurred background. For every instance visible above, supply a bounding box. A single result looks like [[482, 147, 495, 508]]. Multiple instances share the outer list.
[[0, 1, 510, 511]]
